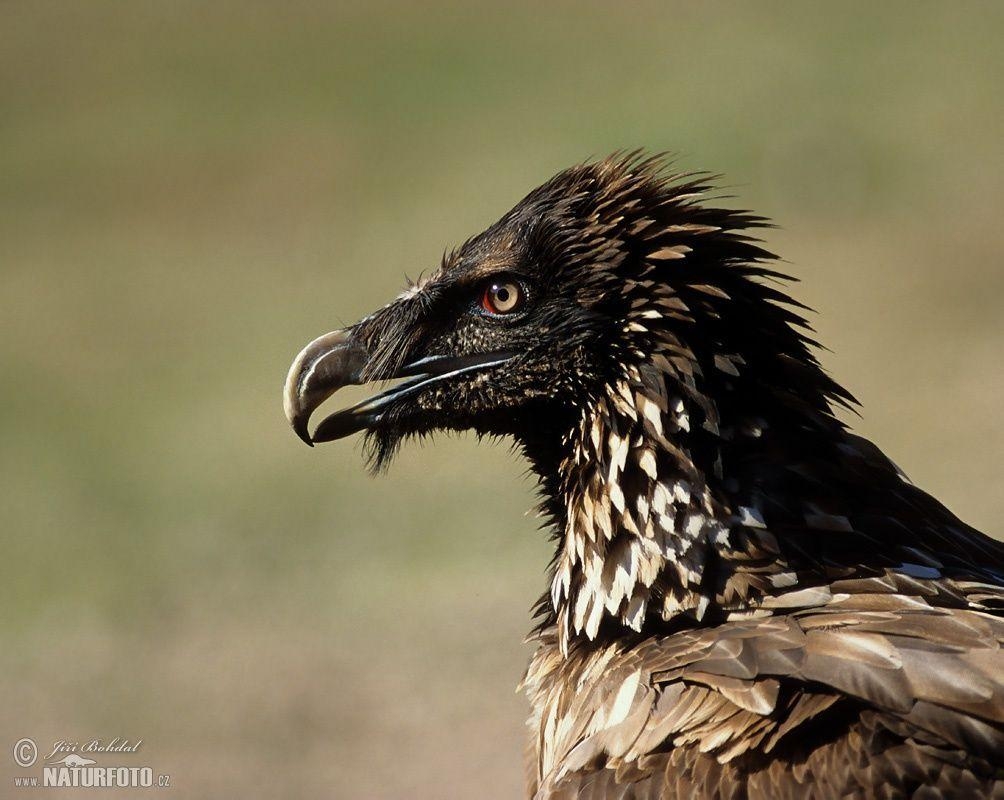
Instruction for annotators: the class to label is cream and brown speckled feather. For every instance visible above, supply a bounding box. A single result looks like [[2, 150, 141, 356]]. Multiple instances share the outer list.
[[524, 593, 1004, 798], [284, 153, 1004, 798]]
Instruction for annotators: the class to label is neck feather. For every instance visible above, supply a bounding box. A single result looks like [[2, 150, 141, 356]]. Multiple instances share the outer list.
[[552, 366, 731, 651], [536, 352, 848, 654]]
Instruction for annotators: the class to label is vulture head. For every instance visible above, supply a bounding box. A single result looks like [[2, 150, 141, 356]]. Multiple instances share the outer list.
[[284, 154, 847, 482], [283, 154, 1004, 797]]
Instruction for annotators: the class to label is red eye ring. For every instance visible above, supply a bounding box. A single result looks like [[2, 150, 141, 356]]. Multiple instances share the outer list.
[[480, 280, 524, 315]]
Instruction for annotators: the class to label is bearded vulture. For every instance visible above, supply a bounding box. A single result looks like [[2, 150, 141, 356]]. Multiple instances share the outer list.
[[283, 154, 1004, 799]]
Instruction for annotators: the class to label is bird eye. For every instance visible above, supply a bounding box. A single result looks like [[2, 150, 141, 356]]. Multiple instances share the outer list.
[[479, 280, 525, 315]]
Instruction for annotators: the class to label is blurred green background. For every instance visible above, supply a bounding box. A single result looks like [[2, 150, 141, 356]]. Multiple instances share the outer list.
[[2, 2, 1002, 797]]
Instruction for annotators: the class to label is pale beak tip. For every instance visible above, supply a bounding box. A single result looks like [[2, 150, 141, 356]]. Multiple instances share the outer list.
[[283, 373, 314, 446]]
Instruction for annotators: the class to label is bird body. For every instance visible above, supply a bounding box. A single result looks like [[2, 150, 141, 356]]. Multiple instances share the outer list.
[[284, 154, 1004, 798]]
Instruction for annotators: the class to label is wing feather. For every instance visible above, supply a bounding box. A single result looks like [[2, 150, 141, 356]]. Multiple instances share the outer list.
[[528, 599, 1004, 798]]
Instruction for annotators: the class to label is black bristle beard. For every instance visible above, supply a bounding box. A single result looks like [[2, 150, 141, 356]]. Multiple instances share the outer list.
[[363, 427, 404, 474]]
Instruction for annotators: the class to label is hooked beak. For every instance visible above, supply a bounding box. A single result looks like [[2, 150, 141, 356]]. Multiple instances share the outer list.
[[283, 328, 516, 446], [283, 329, 369, 446]]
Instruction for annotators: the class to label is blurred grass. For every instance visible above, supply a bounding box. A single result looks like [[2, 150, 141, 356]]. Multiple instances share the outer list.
[[1, 2, 1002, 797]]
